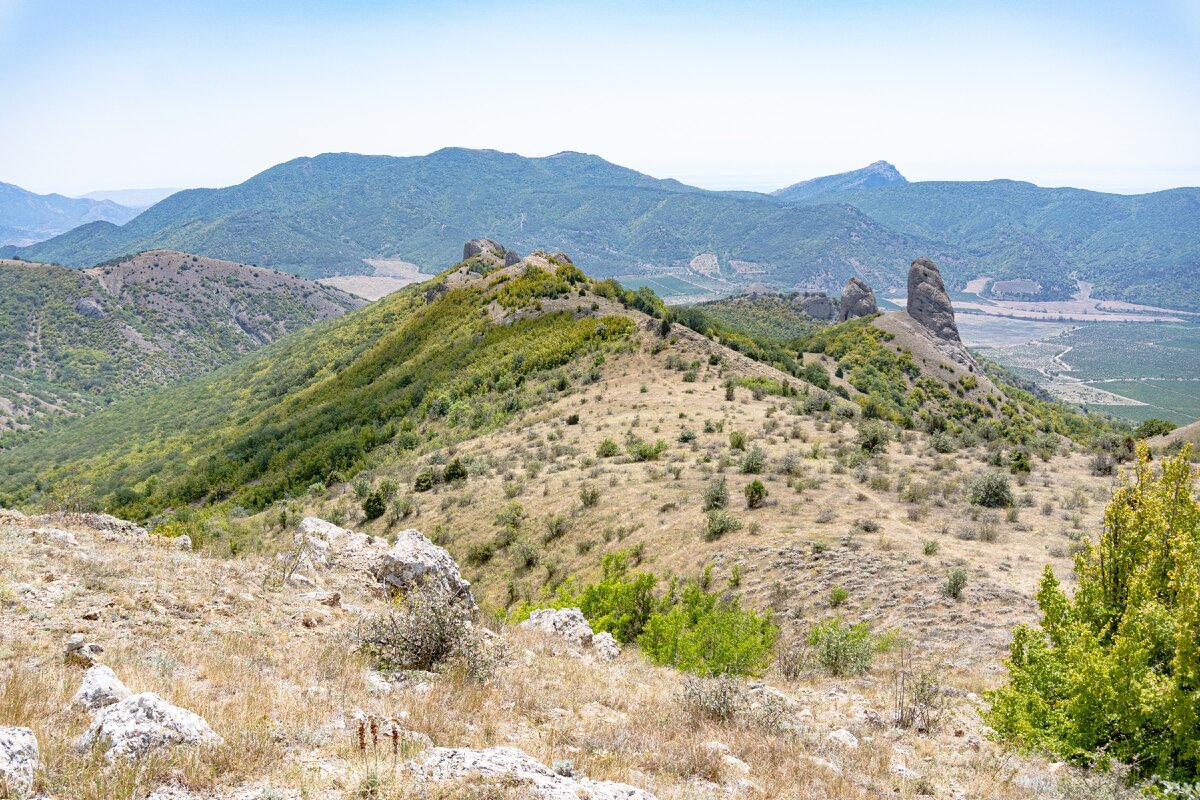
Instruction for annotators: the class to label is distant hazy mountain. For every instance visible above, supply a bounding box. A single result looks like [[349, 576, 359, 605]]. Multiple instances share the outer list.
[[778, 175, 1200, 308], [1, 149, 955, 292], [0, 182, 140, 246], [772, 160, 908, 200], [5, 149, 1199, 309], [80, 188, 180, 208]]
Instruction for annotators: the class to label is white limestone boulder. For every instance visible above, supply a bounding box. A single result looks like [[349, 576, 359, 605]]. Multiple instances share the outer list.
[[0, 727, 37, 797], [71, 665, 131, 712], [75, 692, 222, 761]]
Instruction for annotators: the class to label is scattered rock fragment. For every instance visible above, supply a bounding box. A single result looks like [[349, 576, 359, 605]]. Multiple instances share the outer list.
[[370, 529, 476, 608], [415, 746, 656, 799], [521, 608, 621, 661], [64, 633, 103, 667], [825, 728, 859, 749]]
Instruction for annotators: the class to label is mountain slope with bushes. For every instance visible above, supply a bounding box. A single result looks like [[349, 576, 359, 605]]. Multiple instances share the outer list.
[[0, 250, 362, 436]]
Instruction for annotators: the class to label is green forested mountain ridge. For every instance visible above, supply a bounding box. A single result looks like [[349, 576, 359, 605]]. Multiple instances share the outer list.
[[7, 148, 1198, 309], [0, 248, 640, 515], [0, 244, 1117, 519], [0, 148, 962, 290], [0, 250, 363, 436], [0, 180, 140, 246], [777, 175, 1200, 307]]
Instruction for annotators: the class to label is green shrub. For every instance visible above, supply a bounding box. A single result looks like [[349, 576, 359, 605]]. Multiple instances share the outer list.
[[856, 420, 891, 454], [596, 437, 621, 458], [362, 489, 386, 521], [628, 438, 668, 462], [1008, 449, 1032, 475], [513, 550, 657, 644], [579, 483, 600, 508], [703, 477, 728, 511], [968, 472, 1014, 508], [942, 568, 967, 599], [923, 540, 939, 556], [744, 480, 768, 509], [413, 468, 435, 493], [808, 617, 876, 676], [678, 428, 697, 443], [740, 447, 766, 474], [444, 457, 468, 482], [639, 581, 777, 676], [1135, 418, 1176, 439], [729, 430, 747, 450], [829, 586, 849, 607], [929, 432, 957, 453], [986, 446, 1200, 781], [704, 509, 743, 541]]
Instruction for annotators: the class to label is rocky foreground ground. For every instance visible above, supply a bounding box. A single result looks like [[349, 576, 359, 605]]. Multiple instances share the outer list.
[[0, 508, 1102, 800]]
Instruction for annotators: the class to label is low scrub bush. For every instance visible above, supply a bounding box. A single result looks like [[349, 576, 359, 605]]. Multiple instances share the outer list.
[[703, 477, 728, 511], [968, 472, 1014, 508], [704, 509, 743, 540], [744, 480, 768, 508], [355, 588, 504, 681], [808, 617, 876, 676], [942, 568, 968, 599]]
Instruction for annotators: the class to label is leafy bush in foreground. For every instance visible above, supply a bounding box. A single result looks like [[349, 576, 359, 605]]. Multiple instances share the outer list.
[[639, 582, 777, 677], [808, 617, 877, 676], [986, 446, 1200, 781]]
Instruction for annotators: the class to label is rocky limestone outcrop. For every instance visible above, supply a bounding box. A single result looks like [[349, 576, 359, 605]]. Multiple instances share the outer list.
[[75, 692, 222, 761], [415, 746, 656, 799], [837, 278, 877, 322], [296, 518, 475, 607], [548, 250, 573, 265], [520, 608, 620, 662], [463, 238, 502, 260], [370, 529, 475, 608], [74, 297, 107, 319], [793, 294, 837, 321], [72, 665, 131, 712], [463, 239, 520, 267], [906, 258, 959, 342], [0, 727, 38, 797]]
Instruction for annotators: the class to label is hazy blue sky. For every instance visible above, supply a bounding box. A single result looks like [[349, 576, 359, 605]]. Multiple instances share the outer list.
[[2, 0, 1197, 196]]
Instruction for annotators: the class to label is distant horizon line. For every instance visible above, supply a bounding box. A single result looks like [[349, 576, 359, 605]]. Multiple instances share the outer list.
[[10, 147, 1197, 201]]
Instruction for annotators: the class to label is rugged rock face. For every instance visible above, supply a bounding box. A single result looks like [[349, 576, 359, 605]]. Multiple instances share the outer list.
[[296, 518, 475, 608], [0, 727, 38, 796], [794, 294, 837, 321], [463, 239, 504, 261], [906, 258, 959, 342], [73, 297, 107, 319], [371, 529, 476, 609], [72, 665, 131, 712], [837, 278, 877, 322], [75, 692, 223, 761], [415, 746, 656, 799], [520, 608, 621, 662]]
